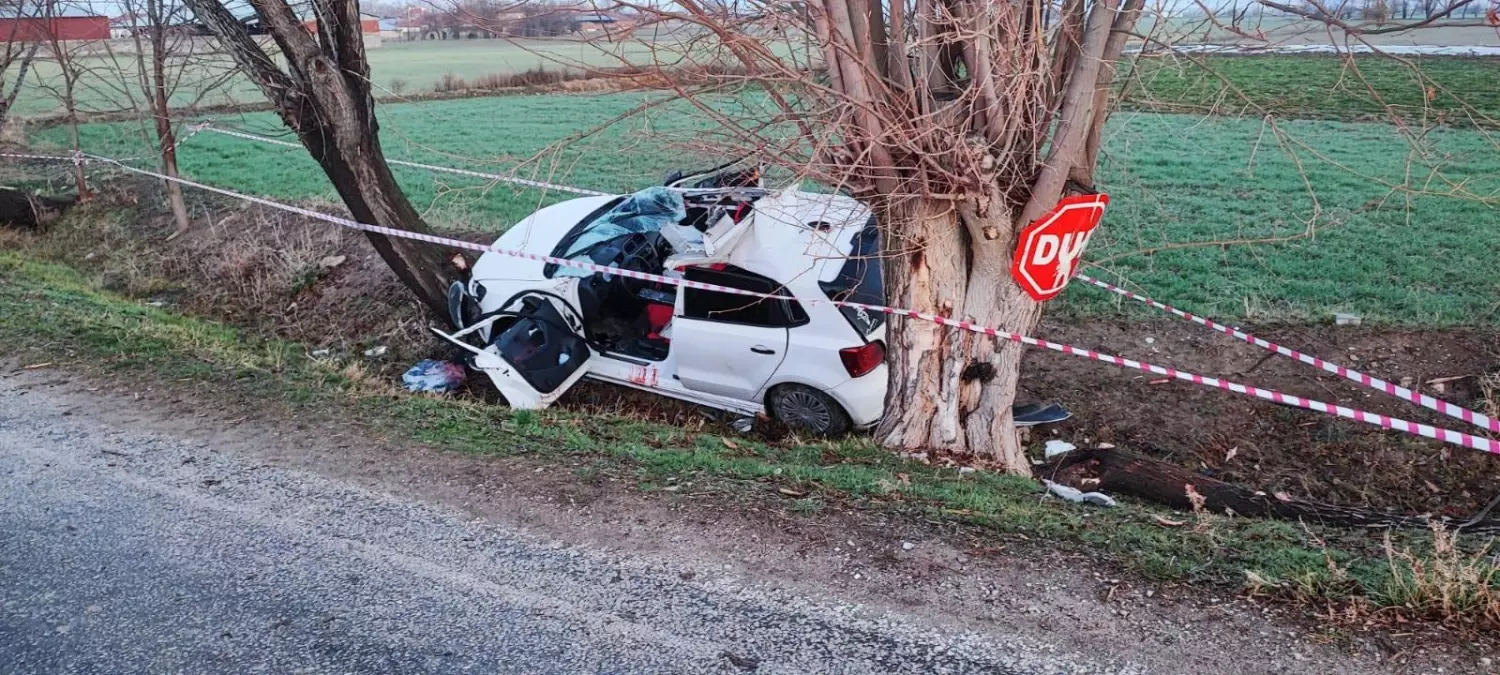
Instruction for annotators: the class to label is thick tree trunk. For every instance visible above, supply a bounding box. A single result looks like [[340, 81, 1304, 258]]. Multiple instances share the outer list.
[[876, 196, 1039, 474], [878, 200, 969, 451], [302, 122, 456, 314]]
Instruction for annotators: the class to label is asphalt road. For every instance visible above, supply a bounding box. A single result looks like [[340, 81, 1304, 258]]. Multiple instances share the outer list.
[[0, 379, 1099, 675]]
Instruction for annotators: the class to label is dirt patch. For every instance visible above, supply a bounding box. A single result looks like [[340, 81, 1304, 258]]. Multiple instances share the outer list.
[[1027, 319, 1500, 517], [8, 174, 1500, 521]]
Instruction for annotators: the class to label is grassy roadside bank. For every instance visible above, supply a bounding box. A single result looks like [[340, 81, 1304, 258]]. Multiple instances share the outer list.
[[2, 247, 1496, 630]]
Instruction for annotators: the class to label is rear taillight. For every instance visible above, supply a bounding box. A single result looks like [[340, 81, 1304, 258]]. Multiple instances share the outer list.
[[839, 340, 885, 378]]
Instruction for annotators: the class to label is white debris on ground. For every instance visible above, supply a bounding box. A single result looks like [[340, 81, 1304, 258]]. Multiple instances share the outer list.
[[1043, 479, 1118, 508], [1044, 440, 1076, 459]]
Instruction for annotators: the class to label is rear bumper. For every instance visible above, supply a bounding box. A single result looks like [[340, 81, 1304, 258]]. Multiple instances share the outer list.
[[825, 364, 887, 429]]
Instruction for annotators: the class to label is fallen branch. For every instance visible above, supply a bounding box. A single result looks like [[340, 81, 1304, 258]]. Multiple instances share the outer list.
[[1039, 447, 1500, 534], [0, 187, 76, 229]]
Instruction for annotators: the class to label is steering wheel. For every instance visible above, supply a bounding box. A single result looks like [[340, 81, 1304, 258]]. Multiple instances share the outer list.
[[612, 233, 660, 298]]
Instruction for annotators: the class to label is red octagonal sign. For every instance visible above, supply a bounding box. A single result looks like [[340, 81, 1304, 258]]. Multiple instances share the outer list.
[[1010, 194, 1109, 302]]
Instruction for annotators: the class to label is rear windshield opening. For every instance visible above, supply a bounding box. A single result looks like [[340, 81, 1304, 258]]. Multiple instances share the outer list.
[[819, 217, 885, 337]]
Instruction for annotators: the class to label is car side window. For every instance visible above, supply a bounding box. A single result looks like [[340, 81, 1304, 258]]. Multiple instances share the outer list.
[[682, 266, 807, 327]]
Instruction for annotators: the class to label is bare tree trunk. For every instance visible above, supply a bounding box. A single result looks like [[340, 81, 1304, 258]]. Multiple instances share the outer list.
[[45, 31, 88, 200], [182, 0, 458, 313], [956, 196, 1040, 473], [160, 133, 191, 232], [148, 0, 191, 234], [878, 199, 970, 454], [876, 195, 1039, 473], [0, 44, 39, 128], [65, 99, 87, 200]]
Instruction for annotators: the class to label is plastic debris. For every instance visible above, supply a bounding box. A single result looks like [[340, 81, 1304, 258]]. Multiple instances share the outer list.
[[310, 348, 332, 358], [1043, 479, 1117, 508], [402, 359, 467, 394], [1334, 313, 1362, 326], [364, 345, 388, 358], [1080, 492, 1118, 507], [1044, 440, 1076, 459], [730, 416, 754, 433]]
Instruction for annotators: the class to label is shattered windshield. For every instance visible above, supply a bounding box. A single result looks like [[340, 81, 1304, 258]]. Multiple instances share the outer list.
[[555, 187, 686, 278]]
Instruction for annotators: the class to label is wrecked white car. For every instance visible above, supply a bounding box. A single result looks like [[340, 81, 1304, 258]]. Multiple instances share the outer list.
[[437, 169, 888, 436]]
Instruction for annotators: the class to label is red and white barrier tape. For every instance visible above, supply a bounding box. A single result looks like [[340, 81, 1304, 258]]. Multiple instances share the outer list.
[[198, 126, 611, 197], [2, 151, 79, 162], [202, 125, 1498, 436], [11, 149, 1490, 455], [1074, 274, 1498, 434]]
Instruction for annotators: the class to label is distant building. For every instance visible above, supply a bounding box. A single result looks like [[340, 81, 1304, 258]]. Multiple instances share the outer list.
[[109, 13, 137, 39], [302, 12, 381, 36], [300, 11, 383, 47], [0, 15, 110, 41]]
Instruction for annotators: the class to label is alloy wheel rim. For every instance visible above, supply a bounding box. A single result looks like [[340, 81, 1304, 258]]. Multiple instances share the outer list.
[[778, 390, 831, 432]]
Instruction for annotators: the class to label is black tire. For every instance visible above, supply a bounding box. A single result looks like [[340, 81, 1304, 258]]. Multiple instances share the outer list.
[[767, 384, 852, 437]]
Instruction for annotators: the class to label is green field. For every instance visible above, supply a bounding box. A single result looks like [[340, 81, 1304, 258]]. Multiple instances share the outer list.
[[1126, 54, 1500, 123], [34, 87, 1500, 327], [18, 35, 1495, 127], [14, 35, 776, 117]]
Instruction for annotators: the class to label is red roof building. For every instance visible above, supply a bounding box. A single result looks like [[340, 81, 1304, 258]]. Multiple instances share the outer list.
[[0, 15, 109, 41]]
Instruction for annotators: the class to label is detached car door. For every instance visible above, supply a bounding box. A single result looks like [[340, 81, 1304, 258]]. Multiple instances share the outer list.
[[435, 291, 592, 409], [670, 266, 803, 402]]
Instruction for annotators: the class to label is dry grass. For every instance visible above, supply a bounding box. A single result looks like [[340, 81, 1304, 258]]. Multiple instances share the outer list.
[[0, 225, 29, 250], [1247, 522, 1500, 630], [432, 67, 574, 93], [189, 209, 341, 310], [1480, 373, 1499, 419], [1374, 524, 1500, 627], [428, 63, 749, 94]]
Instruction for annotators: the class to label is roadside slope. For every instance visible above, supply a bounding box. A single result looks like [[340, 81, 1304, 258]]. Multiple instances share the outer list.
[[0, 366, 1480, 674]]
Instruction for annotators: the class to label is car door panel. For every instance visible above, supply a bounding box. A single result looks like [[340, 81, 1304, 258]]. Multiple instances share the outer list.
[[669, 266, 801, 403], [672, 319, 788, 400], [433, 291, 591, 409]]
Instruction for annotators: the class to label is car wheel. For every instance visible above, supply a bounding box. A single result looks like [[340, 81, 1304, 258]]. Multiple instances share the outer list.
[[768, 384, 851, 437]]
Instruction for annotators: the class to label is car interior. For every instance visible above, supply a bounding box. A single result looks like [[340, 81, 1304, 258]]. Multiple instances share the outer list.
[[561, 167, 767, 363]]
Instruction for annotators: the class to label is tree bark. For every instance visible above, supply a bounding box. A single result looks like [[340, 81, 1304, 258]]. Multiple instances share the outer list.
[[146, 0, 191, 234], [0, 44, 39, 128], [878, 198, 970, 453], [875, 195, 1039, 473], [956, 195, 1039, 473]]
